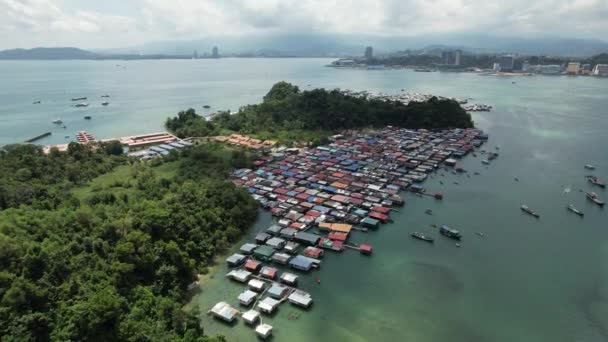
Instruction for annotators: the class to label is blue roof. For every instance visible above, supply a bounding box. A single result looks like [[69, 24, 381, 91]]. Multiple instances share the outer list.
[[307, 196, 317, 202], [289, 255, 315, 269], [287, 191, 298, 197], [410, 183, 424, 190], [323, 186, 337, 193], [312, 205, 331, 213], [149, 146, 166, 153], [345, 164, 359, 171]]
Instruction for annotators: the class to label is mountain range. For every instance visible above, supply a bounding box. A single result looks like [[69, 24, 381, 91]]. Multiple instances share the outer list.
[[2, 34, 608, 59]]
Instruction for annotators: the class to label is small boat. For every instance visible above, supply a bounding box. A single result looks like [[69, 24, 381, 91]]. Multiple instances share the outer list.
[[584, 164, 595, 170], [102, 102, 109, 106], [586, 192, 605, 207], [587, 176, 606, 188], [61, 124, 66, 129], [440, 225, 462, 240], [566, 204, 584, 217], [475, 232, 485, 238], [482, 159, 490, 165], [71, 97, 87, 101], [101, 94, 110, 98], [75, 103, 89, 107], [64, 135, 70, 139], [425, 209, 433, 215], [520, 205, 540, 218], [52, 119, 63, 124], [84, 116, 92, 120], [203, 105, 211, 108], [411, 232, 434, 243], [33, 100, 41, 104], [514, 177, 519, 182]]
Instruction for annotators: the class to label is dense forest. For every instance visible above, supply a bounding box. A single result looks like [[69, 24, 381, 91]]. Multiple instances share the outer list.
[[0, 143, 258, 341], [166, 82, 473, 144]]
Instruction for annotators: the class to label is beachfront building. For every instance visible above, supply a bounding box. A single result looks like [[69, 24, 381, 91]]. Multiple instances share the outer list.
[[592, 64, 608, 76], [567, 62, 580, 75], [498, 55, 514, 72]]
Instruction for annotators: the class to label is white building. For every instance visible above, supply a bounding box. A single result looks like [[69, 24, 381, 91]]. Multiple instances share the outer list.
[[592, 64, 608, 76]]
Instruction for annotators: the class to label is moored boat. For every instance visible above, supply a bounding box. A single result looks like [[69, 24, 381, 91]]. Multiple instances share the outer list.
[[482, 159, 489, 165], [520, 205, 540, 218], [440, 225, 462, 240], [411, 232, 434, 243], [587, 176, 606, 188], [584, 164, 596, 170], [586, 192, 605, 207], [566, 204, 584, 217], [75, 103, 89, 107]]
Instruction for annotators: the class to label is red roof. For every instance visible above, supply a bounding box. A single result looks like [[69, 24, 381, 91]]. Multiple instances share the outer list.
[[360, 244, 372, 252], [245, 260, 261, 271], [306, 210, 321, 217], [369, 211, 389, 223], [328, 232, 348, 242], [371, 206, 391, 214]]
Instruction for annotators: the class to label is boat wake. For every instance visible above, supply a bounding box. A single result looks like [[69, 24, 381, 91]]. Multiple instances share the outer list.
[[563, 186, 571, 194]]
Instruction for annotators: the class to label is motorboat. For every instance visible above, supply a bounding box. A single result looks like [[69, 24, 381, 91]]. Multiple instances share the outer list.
[[584, 164, 596, 170], [102, 102, 109, 106], [566, 204, 584, 217], [411, 232, 434, 243], [52, 119, 63, 124], [586, 192, 605, 207], [75, 103, 89, 108], [587, 176, 605, 188], [520, 205, 540, 218], [440, 225, 462, 240]]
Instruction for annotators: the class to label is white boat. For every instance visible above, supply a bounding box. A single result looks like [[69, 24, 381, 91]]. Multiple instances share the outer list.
[[75, 103, 89, 108], [584, 164, 596, 170], [52, 119, 63, 124]]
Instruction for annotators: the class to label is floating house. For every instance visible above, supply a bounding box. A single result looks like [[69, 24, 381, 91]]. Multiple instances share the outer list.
[[288, 290, 313, 308], [279, 227, 298, 239], [226, 253, 246, 267], [294, 232, 320, 246], [303, 246, 324, 259], [239, 243, 258, 255], [267, 284, 290, 299], [226, 269, 252, 283], [242, 309, 260, 325], [210, 301, 239, 323], [244, 259, 262, 273], [238, 290, 258, 306], [280, 272, 298, 286], [255, 233, 271, 244], [256, 323, 273, 339], [289, 255, 320, 271], [258, 297, 281, 314], [271, 252, 292, 265], [360, 244, 373, 255], [260, 266, 278, 280], [284, 241, 300, 254], [266, 237, 286, 249], [361, 217, 380, 229], [248, 279, 267, 292], [253, 245, 275, 261], [266, 224, 283, 235]]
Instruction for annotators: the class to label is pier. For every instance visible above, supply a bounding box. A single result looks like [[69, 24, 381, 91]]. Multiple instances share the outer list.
[[25, 132, 51, 143]]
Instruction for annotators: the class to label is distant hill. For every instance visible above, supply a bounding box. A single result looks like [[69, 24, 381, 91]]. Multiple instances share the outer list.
[[0, 47, 99, 60]]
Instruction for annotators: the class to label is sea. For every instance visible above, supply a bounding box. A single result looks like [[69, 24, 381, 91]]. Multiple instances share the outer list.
[[1, 59, 607, 342]]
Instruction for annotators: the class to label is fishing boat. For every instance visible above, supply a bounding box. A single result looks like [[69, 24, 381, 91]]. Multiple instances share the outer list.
[[566, 204, 584, 217], [587, 176, 606, 188], [411, 232, 434, 243], [52, 119, 63, 124], [71, 97, 87, 101], [84, 116, 92, 120], [520, 205, 540, 218], [586, 192, 605, 207], [102, 102, 109, 106], [584, 164, 596, 170], [440, 225, 462, 240], [75, 103, 89, 108]]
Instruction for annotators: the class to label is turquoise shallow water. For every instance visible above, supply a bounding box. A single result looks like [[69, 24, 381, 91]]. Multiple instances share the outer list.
[[1, 59, 608, 341]]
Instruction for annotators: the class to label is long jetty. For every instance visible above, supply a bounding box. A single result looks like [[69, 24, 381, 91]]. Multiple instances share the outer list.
[[25, 132, 51, 143]]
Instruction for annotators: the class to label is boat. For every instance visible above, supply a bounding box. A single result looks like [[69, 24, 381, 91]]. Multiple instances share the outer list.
[[84, 116, 92, 120], [75, 103, 89, 107], [520, 205, 540, 218], [425, 209, 433, 215], [101, 94, 110, 98], [587, 176, 606, 188], [411, 232, 434, 243], [61, 124, 66, 129], [482, 159, 489, 165], [33, 100, 41, 104], [440, 225, 462, 240], [71, 97, 87, 101], [584, 164, 596, 170], [203, 105, 211, 108], [566, 204, 584, 217], [102, 102, 109, 106], [586, 192, 605, 207], [52, 119, 63, 124]]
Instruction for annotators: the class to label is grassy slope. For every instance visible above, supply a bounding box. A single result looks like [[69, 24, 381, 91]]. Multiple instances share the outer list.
[[72, 161, 179, 201]]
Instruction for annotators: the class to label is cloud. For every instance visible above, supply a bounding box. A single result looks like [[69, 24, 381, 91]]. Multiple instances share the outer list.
[[0, 0, 607, 48]]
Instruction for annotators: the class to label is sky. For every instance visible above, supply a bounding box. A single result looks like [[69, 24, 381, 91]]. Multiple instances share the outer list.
[[1, 0, 607, 49]]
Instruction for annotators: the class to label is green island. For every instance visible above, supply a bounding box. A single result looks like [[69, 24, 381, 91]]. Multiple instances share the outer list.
[[0, 82, 473, 341]]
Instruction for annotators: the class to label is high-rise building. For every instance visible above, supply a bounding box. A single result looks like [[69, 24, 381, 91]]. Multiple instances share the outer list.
[[566, 62, 580, 75], [592, 64, 608, 76], [364, 46, 374, 59], [522, 61, 530, 72], [492, 63, 500, 71], [212, 46, 219, 58], [441, 50, 461, 66], [193, 50, 198, 59], [498, 55, 514, 72]]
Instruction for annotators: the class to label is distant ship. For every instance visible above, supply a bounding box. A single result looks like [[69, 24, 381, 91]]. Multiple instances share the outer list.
[[520, 205, 540, 218], [52, 119, 63, 124], [440, 225, 462, 240], [84, 116, 92, 120], [71, 97, 87, 101], [411, 232, 434, 243], [75, 103, 89, 108], [102, 102, 109, 106], [586, 192, 605, 207]]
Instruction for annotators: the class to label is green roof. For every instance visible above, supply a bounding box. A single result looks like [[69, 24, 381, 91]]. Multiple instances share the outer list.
[[253, 245, 275, 258], [361, 217, 380, 227]]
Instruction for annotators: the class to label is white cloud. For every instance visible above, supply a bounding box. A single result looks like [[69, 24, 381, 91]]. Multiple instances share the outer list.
[[0, 0, 607, 48]]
